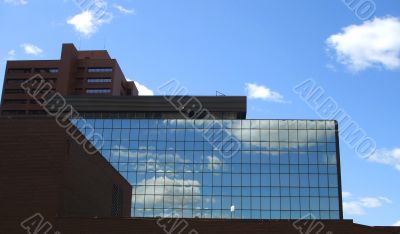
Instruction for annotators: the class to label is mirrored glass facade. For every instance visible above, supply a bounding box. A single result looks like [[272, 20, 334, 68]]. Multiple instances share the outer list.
[[73, 119, 342, 220]]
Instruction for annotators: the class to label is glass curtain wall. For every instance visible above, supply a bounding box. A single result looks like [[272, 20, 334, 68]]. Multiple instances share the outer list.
[[72, 119, 341, 220]]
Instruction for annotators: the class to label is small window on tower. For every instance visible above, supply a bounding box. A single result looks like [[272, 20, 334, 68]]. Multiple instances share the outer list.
[[87, 78, 112, 83], [88, 67, 113, 73]]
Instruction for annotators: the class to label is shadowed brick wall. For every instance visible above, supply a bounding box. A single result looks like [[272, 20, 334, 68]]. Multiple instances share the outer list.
[[0, 117, 131, 221]]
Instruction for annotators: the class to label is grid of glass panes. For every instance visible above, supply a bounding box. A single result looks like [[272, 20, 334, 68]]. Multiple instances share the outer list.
[[73, 119, 341, 220]]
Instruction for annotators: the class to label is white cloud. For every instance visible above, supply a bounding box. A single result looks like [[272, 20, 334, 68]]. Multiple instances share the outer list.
[[359, 197, 391, 208], [113, 4, 135, 14], [133, 176, 202, 212], [326, 17, 400, 71], [0, 50, 15, 70], [92, 0, 107, 8], [134, 81, 154, 95], [20, 44, 43, 56], [325, 63, 337, 72], [1, 50, 15, 70], [368, 148, 400, 171], [343, 201, 366, 215], [6, 50, 16, 60], [111, 145, 188, 173], [342, 191, 352, 199], [378, 197, 393, 204], [67, 11, 98, 36], [343, 194, 391, 216], [67, 9, 112, 36], [245, 83, 285, 102], [3, 0, 27, 5], [393, 220, 400, 226], [206, 156, 222, 171], [7, 49, 16, 57]]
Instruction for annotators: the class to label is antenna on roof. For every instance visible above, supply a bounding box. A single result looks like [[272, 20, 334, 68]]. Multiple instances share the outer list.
[[216, 91, 226, 96], [103, 36, 107, 49]]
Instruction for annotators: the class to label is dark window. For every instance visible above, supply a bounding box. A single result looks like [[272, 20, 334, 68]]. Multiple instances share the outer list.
[[87, 78, 112, 83], [6, 79, 26, 84], [28, 110, 47, 115], [111, 184, 123, 216], [72, 88, 83, 95], [8, 68, 31, 74], [86, 88, 111, 94], [88, 67, 113, 73], [46, 78, 57, 84], [33, 68, 59, 73], [4, 89, 25, 94], [49, 68, 59, 73], [1, 110, 26, 115], [3, 99, 26, 104], [30, 88, 55, 94]]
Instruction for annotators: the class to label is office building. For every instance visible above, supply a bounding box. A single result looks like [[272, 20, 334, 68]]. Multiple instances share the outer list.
[[0, 44, 398, 234], [1, 44, 137, 115]]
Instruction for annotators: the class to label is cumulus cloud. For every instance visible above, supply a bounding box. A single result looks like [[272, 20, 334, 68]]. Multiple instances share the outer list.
[[132, 176, 202, 210], [111, 145, 189, 173], [7, 49, 16, 58], [67, 8, 112, 36], [113, 4, 135, 14], [342, 191, 352, 199], [393, 220, 400, 226], [378, 197, 393, 204], [359, 197, 391, 208], [134, 81, 154, 95], [368, 148, 400, 171], [3, 0, 27, 5], [326, 17, 400, 71], [343, 201, 366, 215], [343, 193, 391, 216], [245, 83, 285, 102], [20, 44, 43, 56], [206, 156, 222, 171], [5, 50, 16, 60], [1, 50, 16, 70], [68, 11, 98, 36]]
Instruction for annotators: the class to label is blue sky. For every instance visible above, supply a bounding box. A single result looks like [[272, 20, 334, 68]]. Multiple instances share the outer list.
[[1, 0, 400, 226]]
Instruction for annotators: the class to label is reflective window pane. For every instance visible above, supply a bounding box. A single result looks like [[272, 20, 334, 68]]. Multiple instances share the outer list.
[[73, 119, 341, 220]]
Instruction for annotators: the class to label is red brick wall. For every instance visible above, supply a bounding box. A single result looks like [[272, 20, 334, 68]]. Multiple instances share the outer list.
[[2, 217, 398, 234], [0, 117, 131, 221], [54, 218, 400, 234]]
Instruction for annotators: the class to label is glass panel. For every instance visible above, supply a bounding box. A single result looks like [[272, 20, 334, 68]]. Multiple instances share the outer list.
[[72, 119, 341, 220]]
